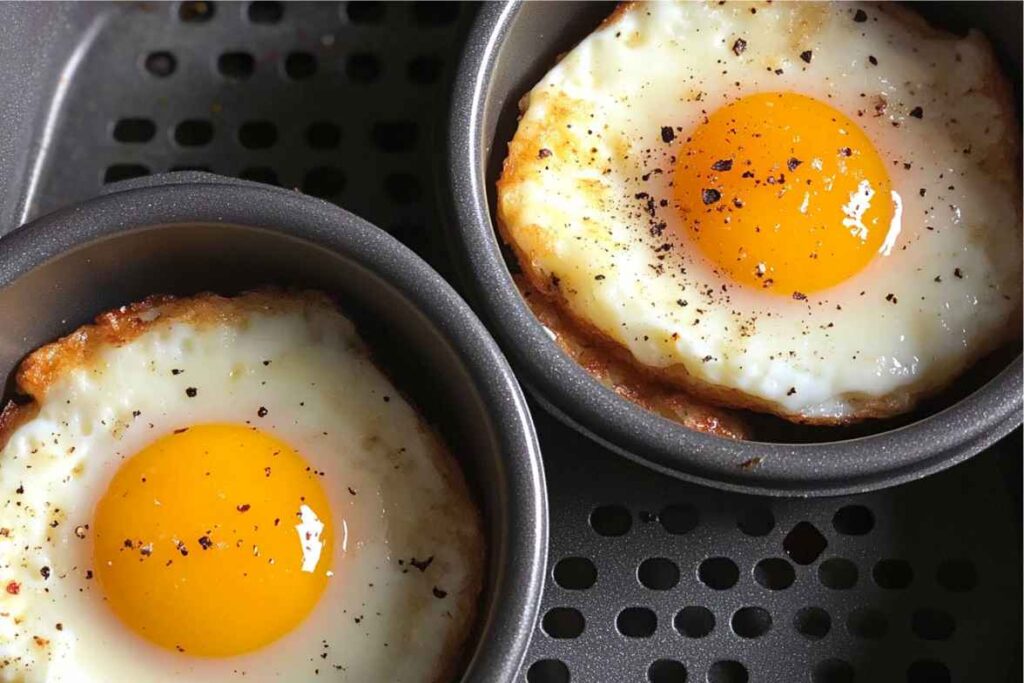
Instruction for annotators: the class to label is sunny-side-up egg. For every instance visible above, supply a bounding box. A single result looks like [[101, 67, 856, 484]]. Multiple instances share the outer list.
[[498, 1, 1022, 423], [0, 291, 483, 682]]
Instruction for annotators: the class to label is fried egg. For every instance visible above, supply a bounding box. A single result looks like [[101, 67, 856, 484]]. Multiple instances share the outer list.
[[0, 291, 483, 682], [498, 1, 1022, 422]]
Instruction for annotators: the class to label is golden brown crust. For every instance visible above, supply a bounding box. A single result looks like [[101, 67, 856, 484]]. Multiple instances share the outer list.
[[0, 401, 39, 452]]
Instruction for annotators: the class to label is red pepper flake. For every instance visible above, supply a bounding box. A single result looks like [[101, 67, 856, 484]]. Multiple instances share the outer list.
[[787, 157, 802, 171], [800, 50, 813, 63], [792, 291, 808, 301], [185, 387, 197, 398], [711, 159, 733, 171], [236, 504, 251, 513], [257, 407, 268, 418], [660, 126, 675, 143], [33, 636, 48, 648], [909, 106, 923, 119], [701, 189, 721, 205], [537, 148, 552, 159], [732, 38, 747, 56], [432, 587, 448, 599], [5, 581, 20, 595], [853, 8, 868, 22]]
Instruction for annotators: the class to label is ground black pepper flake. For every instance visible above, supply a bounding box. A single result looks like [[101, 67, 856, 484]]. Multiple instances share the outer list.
[[800, 50, 813, 63], [732, 38, 747, 55], [954, 268, 963, 279], [40, 567, 50, 580], [701, 188, 721, 205], [432, 587, 447, 599], [934, 275, 942, 283], [711, 159, 733, 171], [236, 504, 251, 513], [885, 293, 898, 303], [171, 369, 183, 375], [257, 407, 268, 418], [868, 55, 878, 65], [786, 387, 797, 396], [909, 106, 923, 119], [792, 291, 807, 301], [538, 148, 551, 159], [853, 8, 867, 22], [409, 556, 434, 572], [660, 126, 675, 143], [176, 541, 189, 556], [15, 485, 23, 494], [839, 147, 852, 157], [594, 274, 606, 281], [173, 427, 189, 434], [198, 535, 213, 550], [185, 387, 197, 398], [676, 299, 688, 307], [739, 457, 763, 470], [787, 157, 802, 171]]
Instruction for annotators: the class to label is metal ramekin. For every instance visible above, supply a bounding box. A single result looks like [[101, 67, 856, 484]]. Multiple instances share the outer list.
[[0, 173, 547, 682], [445, 1, 1023, 496]]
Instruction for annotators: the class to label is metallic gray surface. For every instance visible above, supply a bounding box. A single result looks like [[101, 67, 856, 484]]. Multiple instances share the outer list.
[[0, 175, 547, 683], [446, 0, 1024, 496]]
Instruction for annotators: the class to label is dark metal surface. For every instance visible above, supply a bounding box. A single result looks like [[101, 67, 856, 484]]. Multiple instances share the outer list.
[[0, 2, 1018, 681], [446, 1, 1024, 496]]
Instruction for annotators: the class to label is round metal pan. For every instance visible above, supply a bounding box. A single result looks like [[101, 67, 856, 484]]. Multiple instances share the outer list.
[[445, 1, 1023, 496], [0, 173, 547, 682]]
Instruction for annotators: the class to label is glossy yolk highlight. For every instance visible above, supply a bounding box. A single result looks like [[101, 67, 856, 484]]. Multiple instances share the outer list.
[[674, 92, 895, 295], [93, 423, 333, 657]]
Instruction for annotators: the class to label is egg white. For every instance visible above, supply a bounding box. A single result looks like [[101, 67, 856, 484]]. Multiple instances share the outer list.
[[498, 1, 1021, 420], [0, 293, 482, 682]]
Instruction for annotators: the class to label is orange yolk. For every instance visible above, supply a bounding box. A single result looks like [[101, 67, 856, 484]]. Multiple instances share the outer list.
[[674, 92, 894, 295], [93, 423, 333, 657]]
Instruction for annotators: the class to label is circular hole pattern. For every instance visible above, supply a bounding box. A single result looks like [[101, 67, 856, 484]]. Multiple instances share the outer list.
[[347, 53, 380, 83], [174, 119, 214, 146], [753, 557, 795, 590], [238, 166, 279, 186], [906, 660, 951, 683], [911, 608, 955, 641], [617, 607, 657, 638], [527, 659, 569, 683], [818, 558, 858, 590], [590, 505, 631, 537], [104, 164, 149, 183], [783, 521, 827, 565], [302, 166, 345, 199], [638, 558, 680, 591], [411, 0, 459, 25], [247, 0, 282, 23], [731, 606, 771, 639], [144, 51, 177, 77], [832, 505, 874, 535], [659, 503, 699, 535], [113, 118, 156, 143], [794, 606, 830, 640], [737, 506, 774, 536], [707, 660, 748, 683], [284, 51, 317, 80], [812, 659, 854, 683], [305, 121, 341, 149], [179, 1, 215, 22], [675, 606, 714, 638], [936, 559, 977, 592], [873, 559, 913, 589], [553, 557, 596, 590], [648, 659, 687, 683], [238, 120, 277, 149], [407, 55, 442, 84], [346, 1, 384, 23], [218, 52, 254, 79], [383, 173, 421, 205], [698, 557, 739, 590], [846, 607, 887, 640], [371, 120, 417, 152], [542, 607, 584, 639]]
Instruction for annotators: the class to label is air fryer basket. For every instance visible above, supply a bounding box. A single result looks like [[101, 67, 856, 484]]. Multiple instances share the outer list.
[[0, 3, 1018, 682]]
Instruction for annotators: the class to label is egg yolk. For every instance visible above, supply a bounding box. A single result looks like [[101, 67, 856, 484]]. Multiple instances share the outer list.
[[674, 92, 896, 295], [93, 423, 334, 657]]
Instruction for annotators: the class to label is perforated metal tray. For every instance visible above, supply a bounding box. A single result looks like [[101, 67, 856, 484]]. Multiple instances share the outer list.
[[0, 3, 1018, 682]]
